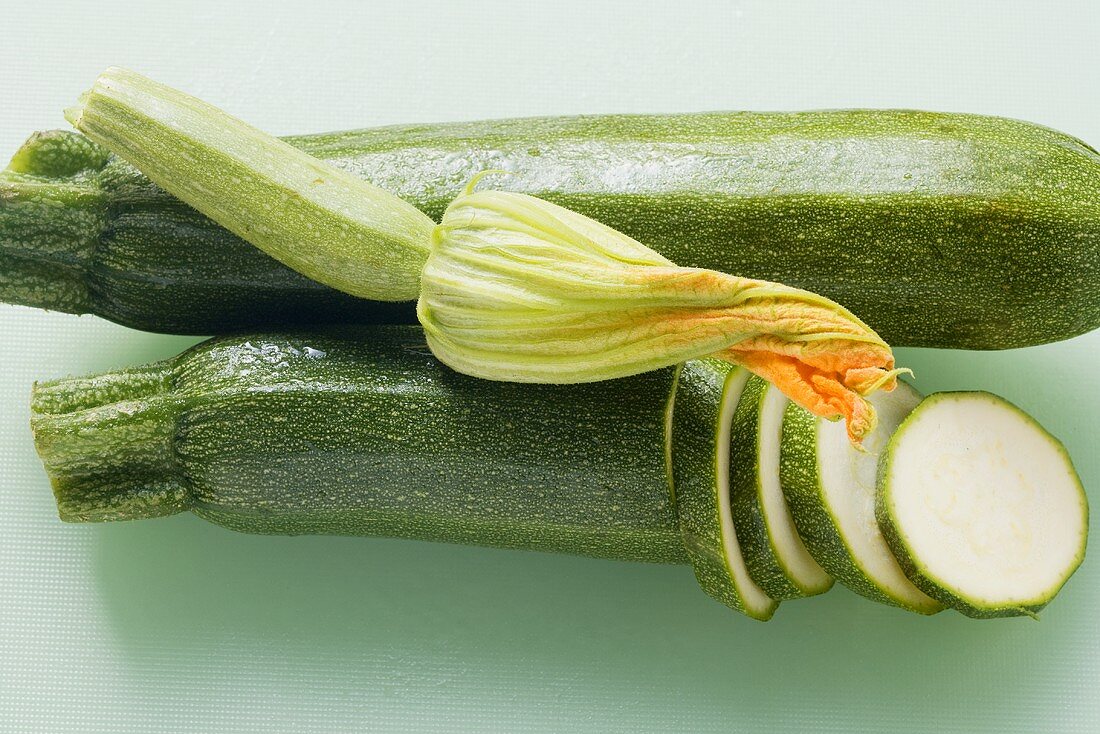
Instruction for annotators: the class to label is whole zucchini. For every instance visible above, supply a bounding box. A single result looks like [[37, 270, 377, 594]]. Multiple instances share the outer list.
[[4, 111, 1099, 346]]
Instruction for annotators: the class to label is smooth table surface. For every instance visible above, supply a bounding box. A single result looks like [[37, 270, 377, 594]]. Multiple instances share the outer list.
[[1, 1, 1098, 731]]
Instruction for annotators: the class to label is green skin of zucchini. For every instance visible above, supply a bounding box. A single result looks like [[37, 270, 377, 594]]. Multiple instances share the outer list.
[[727, 376, 832, 600], [32, 326, 688, 564], [780, 399, 942, 615], [671, 361, 777, 620], [4, 111, 1099, 346]]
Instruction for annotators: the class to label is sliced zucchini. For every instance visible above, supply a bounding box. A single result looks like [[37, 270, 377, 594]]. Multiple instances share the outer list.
[[672, 361, 777, 620], [780, 382, 943, 614], [877, 392, 1088, 618], [728, 376, 833, 599]]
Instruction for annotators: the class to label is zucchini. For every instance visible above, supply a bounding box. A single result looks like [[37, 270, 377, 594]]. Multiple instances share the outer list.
[[32, 326, 797, 621], [727, 376, 833, 599], [672, 361, 777, 620], [30, 327, 783, 620], [4, 110, 1099, 346], [29, 324, 796, 621], [780, 382, 943, 614], [35, 328, 793, 619], [876, 392, 1088, 618], [32, 326, 687, 564], [31, 329, 1088, 619]]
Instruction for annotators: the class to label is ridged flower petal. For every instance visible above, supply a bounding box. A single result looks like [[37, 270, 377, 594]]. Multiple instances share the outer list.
[[419, 188, 904, 444]]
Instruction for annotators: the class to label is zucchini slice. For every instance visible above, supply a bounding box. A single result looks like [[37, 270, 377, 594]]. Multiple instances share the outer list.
[[877, 392, 1088, 618], [728, 377, 833, 599], [780, 382, 943, 613], [673, 361, 777, 620]]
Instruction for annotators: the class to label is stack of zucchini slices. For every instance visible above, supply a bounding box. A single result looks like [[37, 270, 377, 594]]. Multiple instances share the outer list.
[[672, 363, 1087, 620]]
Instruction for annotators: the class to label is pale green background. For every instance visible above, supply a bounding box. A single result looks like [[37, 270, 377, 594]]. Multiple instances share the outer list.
[[1, 1, 1098, 731]]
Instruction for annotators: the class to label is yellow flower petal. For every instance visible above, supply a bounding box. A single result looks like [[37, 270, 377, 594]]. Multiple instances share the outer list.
[[419, 188, 906, 445]]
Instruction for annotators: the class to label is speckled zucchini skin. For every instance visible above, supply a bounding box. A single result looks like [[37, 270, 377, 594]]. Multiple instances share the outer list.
[[31, 326, 687, 564], [5, 111, 1099, 344]]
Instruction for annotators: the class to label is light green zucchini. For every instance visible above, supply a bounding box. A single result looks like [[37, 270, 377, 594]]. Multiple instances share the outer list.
[[780, 382, 942, 614], [876, 392, 1088, 618], [65, 68, 435, 302], [4, 110, 1098, 345], [727, 376, 833, 599], [671, 361, 777, 620]]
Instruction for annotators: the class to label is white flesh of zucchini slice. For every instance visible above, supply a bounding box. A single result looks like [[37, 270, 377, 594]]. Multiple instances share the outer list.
[[877, 392, 1088, 618], [807, 382, 942, 612], [717, 370, 777, 616], [756, 384, 832, 595]]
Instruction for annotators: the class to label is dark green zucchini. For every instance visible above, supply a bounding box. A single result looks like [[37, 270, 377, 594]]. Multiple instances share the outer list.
[[4, 111, 1099, 345], [32, 326, 686, 564], [32, 326, 1088, 619]]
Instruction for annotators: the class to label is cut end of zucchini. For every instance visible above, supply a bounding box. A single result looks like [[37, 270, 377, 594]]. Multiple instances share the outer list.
[[6, 129, 108, 178], [758, 382, 833, 595], [715, 370, 780, 618], [877, 392, 1088, 618], [730, 378, 832, 599]]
